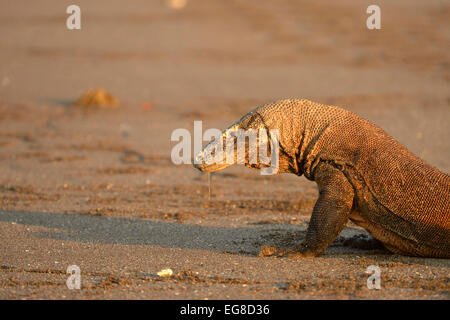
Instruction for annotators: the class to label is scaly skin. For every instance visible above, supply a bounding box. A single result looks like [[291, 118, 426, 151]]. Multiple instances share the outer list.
[[194, 99, 450, 258]]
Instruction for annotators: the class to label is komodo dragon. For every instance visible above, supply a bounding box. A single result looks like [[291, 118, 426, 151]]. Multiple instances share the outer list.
[[193, 99, 450, 258]]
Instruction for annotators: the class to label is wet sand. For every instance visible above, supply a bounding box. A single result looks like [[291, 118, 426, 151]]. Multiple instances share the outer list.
[[0, 0, 449, 299]]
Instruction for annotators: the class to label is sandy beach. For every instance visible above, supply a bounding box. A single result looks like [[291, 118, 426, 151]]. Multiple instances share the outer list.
[[0, 0, 449, 299]]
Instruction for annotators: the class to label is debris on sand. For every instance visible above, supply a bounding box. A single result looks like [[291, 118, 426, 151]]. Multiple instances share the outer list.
[[142, 102, 152, 111], [258, 245, 279, 257], [74, 88, 120, 108], [157, 268, 174, 277]]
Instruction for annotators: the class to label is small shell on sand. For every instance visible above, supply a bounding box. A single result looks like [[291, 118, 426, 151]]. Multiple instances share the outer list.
[[74, 88, 120, 108], [157, 268, 173, 277]]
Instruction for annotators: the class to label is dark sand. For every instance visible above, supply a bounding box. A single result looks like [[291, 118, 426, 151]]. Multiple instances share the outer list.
[[0, 0, 449, 299]]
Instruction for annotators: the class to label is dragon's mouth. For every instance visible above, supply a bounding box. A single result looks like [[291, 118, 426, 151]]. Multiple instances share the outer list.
[[193, 125, 239, 173]]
